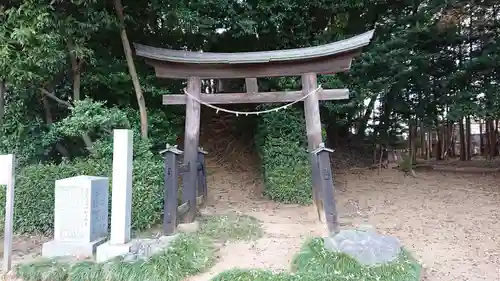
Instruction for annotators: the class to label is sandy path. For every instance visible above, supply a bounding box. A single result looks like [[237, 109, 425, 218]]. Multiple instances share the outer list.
[[186, 156, 500, 281], [185, 157, 328, 281]]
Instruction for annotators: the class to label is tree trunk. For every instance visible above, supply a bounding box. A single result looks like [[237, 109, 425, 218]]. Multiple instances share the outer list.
[[436, 122, 442, 161], [495, 120, 499, 157], [68, 40, 94, 150], [419, 120, 425, 157], [485, 120, 491, 159], [412, 124, 417, 162], [42, 96, 71, 158], [426, 127, 432, 159], [67, 41, 81, 102], [450, 123, 456, 158], [0, 79, 5, 126], [465, 116, 471, 160], [459, 118, 466, 160], [114, 0, 148, 139], [408, 124, 413, 162], [356, 94, 377, 141], [408, 121, 417, 163], [489, 119, 496, 158], [479, 121, 484, 156], [67, 40, 94, 151]]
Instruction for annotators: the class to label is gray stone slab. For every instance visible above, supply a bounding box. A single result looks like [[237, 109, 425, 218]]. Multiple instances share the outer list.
[[324, 228, 402, 266], [42, 176, 109, 258]]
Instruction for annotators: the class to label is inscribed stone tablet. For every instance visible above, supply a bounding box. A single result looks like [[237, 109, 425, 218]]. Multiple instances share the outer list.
[[89, 179, 109, 241], [53, 176, 109, 243]]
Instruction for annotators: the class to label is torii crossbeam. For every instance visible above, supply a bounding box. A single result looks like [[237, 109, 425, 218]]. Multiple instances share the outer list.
[[134, 30, 374, 228]]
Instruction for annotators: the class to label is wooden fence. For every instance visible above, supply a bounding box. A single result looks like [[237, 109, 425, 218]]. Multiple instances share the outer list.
[[160, 144, 208, 235]]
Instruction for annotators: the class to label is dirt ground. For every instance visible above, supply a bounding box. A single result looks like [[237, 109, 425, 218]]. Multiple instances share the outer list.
[[2, 156, 500, 281], [186, 155, 500, 281]]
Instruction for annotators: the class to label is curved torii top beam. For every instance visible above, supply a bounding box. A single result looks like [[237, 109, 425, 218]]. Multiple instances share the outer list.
[[134, 30, 374, 79]]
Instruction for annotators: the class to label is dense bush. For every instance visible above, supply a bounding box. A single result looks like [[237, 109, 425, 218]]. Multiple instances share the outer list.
[[0, 137, 164, 235], [255, 106, 312, 204]]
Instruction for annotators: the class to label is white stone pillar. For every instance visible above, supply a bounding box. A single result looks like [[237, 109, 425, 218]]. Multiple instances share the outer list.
[[110, 129, 133, 244], [96, 129, 134, 262]]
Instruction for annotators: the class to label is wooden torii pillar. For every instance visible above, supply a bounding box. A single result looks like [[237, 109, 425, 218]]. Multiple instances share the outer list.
[[134, 30, 374, 224]]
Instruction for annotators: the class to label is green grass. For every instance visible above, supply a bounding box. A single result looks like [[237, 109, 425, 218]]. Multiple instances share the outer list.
[[12, 213, 264, 281], [198, 213, 263, 242], [212, 237, 422, 281], [14, 234, 216, 281]]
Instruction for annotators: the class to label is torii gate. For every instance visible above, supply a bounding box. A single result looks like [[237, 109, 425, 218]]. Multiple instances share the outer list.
[[134, 30, 374, 227]]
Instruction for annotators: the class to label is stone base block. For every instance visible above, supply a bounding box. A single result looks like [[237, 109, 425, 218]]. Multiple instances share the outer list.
[[95, 241, 133, 262], [42, 237, 106, 258], [177, 221, 199, 233], [96, 235, 180, 263], [323, 229, 401, 266]]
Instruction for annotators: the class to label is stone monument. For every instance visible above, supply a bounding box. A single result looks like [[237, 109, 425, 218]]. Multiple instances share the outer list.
[[42, 175, 109, 258], [96, 129, 134, 262]]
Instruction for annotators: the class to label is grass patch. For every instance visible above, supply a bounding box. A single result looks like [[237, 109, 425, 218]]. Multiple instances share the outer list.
[[14, 234, 216, 281], [212, 237, 422, 281], [198, 213, 263, 241]]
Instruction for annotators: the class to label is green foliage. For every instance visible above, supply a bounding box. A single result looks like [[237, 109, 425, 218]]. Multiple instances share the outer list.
[[14, 234, 216, 281], [125, 107, 183, 151], [255, 106, 312, 204], [213, 269, 311, 281], [198, 213, 263, 242], [54, 99, 130, 138], [0, 98, 49, 166], [213, 238, 421, 281], [0, 136, 164, 234]]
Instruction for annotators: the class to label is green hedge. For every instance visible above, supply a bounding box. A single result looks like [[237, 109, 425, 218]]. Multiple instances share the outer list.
[[255, 107, 312, 204], [0, 140, 164, 235]]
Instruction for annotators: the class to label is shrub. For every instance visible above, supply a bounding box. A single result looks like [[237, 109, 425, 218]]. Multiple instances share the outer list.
[[255, 106, 312, 204], [0, 138, 164, 235], [14, 233, 216, 281]]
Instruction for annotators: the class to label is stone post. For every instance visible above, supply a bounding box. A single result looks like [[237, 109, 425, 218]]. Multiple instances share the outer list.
[[0, 154, 15, 272], [96, 129, 133, 262]]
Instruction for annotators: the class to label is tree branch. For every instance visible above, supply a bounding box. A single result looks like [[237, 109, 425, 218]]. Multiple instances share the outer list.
[[41, 95, 71, 158], [39, 88, 73, 108]]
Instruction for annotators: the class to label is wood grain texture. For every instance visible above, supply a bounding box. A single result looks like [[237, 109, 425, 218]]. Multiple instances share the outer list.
[[134, 30, 374, 64], [163, 150, 179, 235], [181, 77, 201, 223], [163, 89, 349, 105], [317, 150, 340, 235], [148, 54, 354, 79], [245, 78, 258, 93], [302, 73, 325, 223]]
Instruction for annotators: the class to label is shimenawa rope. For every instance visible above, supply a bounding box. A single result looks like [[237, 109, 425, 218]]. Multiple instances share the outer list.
[[182, 85, 322, 116]]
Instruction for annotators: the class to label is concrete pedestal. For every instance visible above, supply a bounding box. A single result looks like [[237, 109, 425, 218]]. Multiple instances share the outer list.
[[96, 241, 133, 262], [42, 237, 106, 258]]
